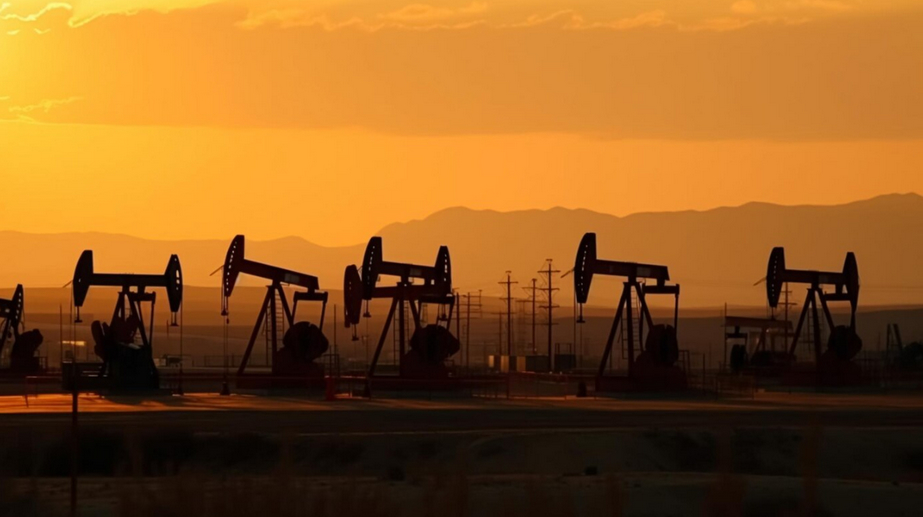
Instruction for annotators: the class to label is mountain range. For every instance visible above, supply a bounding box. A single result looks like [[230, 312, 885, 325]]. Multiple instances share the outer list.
[[2, 193, 922, 308]]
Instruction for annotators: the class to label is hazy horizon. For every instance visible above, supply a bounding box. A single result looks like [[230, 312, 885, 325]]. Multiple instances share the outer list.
[[2, 191, 919, 246], [3, 193, 923, 310]]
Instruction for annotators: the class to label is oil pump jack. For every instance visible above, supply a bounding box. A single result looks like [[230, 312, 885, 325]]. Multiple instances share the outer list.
[[0, 285, 43, 374], [344, 237, 459, 379], [220, 235, 329, 381], [764, 247, 862, 383], [573, 233, 686, 390], [70, 250, 182, 391]]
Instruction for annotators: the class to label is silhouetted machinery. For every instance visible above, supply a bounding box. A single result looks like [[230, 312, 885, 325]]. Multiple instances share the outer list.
[[886, 323, 923, 371], [725, 316, 792, 374], [573, 233, 686, 390], [69, 251, 182, 391], [0, 285, 44, 374], [764, 247, 862, 384], [220, 235, 329, 380], [344, 237, 458, 379]]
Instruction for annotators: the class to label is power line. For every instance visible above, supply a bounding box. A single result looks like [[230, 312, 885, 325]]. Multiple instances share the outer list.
[[538, 259, 560, 371], [461, 290, 482, 368], [498, 271, 518, 355], [523, 278, 539, 355]]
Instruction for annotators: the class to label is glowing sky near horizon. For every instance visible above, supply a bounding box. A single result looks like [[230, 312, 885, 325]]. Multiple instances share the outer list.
[[1, 0, 922, 246]]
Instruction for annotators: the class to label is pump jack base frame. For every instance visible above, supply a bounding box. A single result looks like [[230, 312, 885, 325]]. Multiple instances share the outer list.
[[775, 359, 865, 388], [60, 362, 173, 395], [361, 374, 498, 399], [234, 371, 327, 391], [0, 364, 47, 379]]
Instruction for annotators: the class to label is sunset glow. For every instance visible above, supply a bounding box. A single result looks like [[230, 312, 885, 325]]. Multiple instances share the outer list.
[[2, 0, 922, 245]]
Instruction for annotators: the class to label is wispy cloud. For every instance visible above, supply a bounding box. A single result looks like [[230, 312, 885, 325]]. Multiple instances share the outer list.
[[237, 6, 813, 35], [0, 0, 867, 35], [8, 96, 82, 114], [379, 2, 487, 23], [237, 6, 487, 32], [0, 2, 72, 23], [496, 8, 804, 33], [236, 10, 371, 31], [568, 10, 672, 30], [732, 0, 852, 15]]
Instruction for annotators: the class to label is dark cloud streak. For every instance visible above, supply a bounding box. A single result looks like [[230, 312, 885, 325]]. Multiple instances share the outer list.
[[6, 5, 923, 140]]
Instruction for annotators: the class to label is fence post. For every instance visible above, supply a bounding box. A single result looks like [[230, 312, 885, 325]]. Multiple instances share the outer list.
[[325, 376, 335, 401]]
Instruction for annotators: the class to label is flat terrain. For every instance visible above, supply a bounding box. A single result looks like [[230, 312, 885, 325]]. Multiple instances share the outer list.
[[2, 391, 923, 432], [2, 392, 923, 516]]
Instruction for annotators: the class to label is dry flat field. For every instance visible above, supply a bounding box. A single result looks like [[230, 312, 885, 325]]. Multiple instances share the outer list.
[[1, 393, 923, 516]]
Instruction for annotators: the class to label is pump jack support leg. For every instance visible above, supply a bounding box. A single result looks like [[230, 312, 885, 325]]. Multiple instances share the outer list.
[[368, 298, 398, 378], [811, 292, 822, 365], [818, 295, 836, 334], [626, 284, 635, 376], [276, 284, 294, 327], [673, 292, 680, 333], [597, 289, 628, 378], [788, 290, 814, 356], [409, 300, 421, 330], [237, 289, 272, 376], [637, 286, 655, 345], [398, 291, 406, 359], [130, 298, 154, 362]]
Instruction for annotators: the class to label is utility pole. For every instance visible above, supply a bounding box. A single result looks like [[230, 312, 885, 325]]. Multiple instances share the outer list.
[[572, 289, 577, 361], [497, 311, 502, 356], [524, 278, 538, 354], [333, 304, 340, 375], [515, 299, 529, 352], [466, 294, 471, 368], [59, 305, 63, 369], [539, 260, 560, 371], [499, 272, 518, 355], [455, 290, 461, 370], [462, 290, 483, 368]]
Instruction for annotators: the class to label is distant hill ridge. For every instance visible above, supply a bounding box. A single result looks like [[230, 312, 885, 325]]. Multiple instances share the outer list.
[[2, 193, 922, 308]]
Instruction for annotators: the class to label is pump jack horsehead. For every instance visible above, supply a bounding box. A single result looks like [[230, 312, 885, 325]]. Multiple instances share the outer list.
[[764, 247, 862, 383], [219, 235, 329, 380], [573, 232, 686, 390], [71, 251, 182, 391], [0, 285, 44, 374], [344, 237, 459, 379]]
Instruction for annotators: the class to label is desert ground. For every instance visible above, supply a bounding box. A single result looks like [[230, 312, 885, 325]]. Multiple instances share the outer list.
[[1, 392, 923, 516]]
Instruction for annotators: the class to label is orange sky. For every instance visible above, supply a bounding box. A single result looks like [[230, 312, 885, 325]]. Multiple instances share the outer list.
[[2, 0, 922, 246]]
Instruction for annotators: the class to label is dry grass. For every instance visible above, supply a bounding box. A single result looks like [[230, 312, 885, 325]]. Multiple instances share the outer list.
[[0, 424, 851, 517]]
